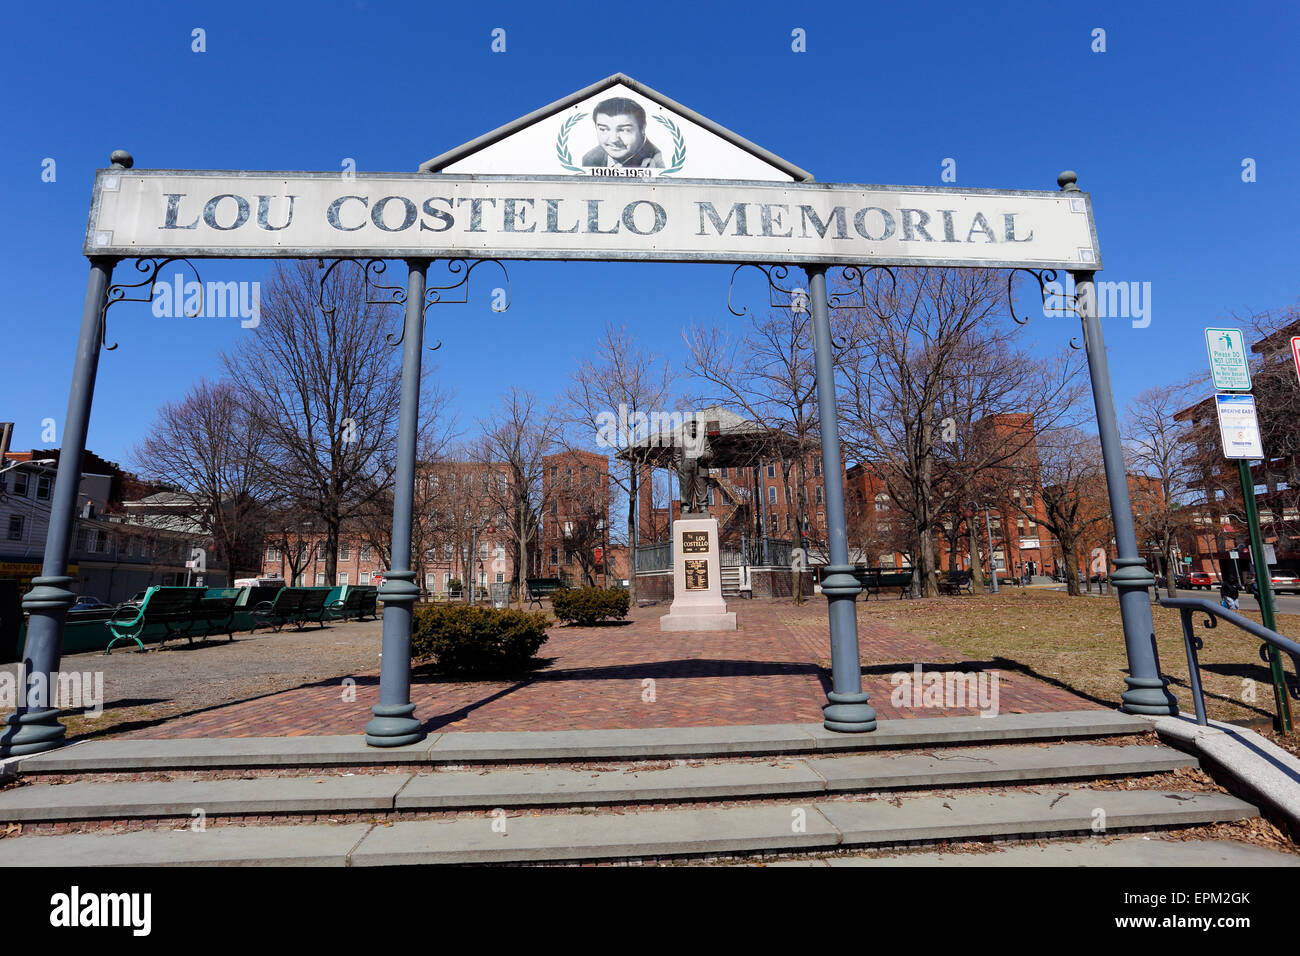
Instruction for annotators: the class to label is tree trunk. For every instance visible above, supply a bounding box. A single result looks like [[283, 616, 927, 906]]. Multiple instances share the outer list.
[[1060, 536, 1082, 596], [324, 520, 339, 587], [792, 457, 807, 605]]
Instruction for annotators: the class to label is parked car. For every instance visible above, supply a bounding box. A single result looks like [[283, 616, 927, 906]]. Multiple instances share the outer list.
[[1187, 571, 1213, 590], [69, 595, 110, 611], [1247, 571, 1300, 595]]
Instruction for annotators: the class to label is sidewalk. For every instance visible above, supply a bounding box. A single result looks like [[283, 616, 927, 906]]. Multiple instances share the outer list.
[[103, 599, 1099, 739]]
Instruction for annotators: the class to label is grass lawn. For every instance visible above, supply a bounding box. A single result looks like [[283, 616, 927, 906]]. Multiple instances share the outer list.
[[857, 588, 1300, 741]]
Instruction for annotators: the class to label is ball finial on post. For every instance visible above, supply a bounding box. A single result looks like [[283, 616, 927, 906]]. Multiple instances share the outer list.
[[1057, 170, 1080, 192], [109, 150, 134, 169]]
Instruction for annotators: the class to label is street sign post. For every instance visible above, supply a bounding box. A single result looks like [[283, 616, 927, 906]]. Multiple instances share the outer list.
[[1205, 328, 1251, 391]]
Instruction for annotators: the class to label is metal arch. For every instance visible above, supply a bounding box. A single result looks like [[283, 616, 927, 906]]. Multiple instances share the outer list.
[[726, 263, 802, 318], [101, 257, 204, 351]]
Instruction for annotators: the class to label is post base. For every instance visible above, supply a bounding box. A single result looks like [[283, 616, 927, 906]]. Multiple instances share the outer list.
[[1120, 676, 1178, 716], [0, 707, 68, 758], [365, 702, 424, 747], [823, 691, 877, 733]]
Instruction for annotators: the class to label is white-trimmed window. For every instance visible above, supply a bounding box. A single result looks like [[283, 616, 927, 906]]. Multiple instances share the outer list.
[[360, 571, 371, 585], [7, 515, 22, 540], [36, 475, 51, 500], [338, 572, 349, 586], [314, 573, 326, 586]]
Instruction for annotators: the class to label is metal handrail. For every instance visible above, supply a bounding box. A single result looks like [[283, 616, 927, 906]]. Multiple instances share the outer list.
[[1158, 596, 1300, 726]]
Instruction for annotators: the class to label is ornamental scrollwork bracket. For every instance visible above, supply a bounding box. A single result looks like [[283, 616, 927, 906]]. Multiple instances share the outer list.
[[726, 264, 803, 318], [101, 257, 204, 351], [1007, 267, 1083, 350], [420, 258, 512, 352]]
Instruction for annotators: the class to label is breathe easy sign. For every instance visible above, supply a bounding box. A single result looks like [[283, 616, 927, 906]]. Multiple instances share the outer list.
[[86, 170, 1102, 269]]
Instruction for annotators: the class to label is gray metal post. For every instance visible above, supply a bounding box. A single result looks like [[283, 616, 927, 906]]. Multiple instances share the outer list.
[[1, 255, 117, 757], [806, 266, 876, 732], [1063, 173, 1176, 715], [365, 259, 430, 747]]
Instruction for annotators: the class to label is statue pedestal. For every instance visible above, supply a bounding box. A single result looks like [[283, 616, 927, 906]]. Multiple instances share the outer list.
[[660, 517, 737, 632]]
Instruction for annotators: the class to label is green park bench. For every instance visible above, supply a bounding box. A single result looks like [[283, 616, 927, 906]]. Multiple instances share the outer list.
[[355, 586, 378, 620], [327, 585, 379, 622], [526, 578, 566, 609], [252, 587, 333, 631], [195, 588, 241, 640], [814, 567, 913, 600], [940, 570, 974, 595], [104, 587, 206, 653]]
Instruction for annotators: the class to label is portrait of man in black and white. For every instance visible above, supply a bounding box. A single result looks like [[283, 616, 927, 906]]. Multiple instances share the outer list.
[[581, 96, 665, 169]]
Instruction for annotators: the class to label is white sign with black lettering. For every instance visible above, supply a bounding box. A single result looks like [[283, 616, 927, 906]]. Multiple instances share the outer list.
[[85, 171, 1102, 269], [1214, 393, 1264, 460]]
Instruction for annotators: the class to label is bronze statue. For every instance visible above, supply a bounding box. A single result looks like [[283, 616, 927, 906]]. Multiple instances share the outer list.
[[677, 421, 714, 515]]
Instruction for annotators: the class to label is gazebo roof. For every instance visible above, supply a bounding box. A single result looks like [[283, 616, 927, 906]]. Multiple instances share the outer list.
[[617, 405, 804, 468]]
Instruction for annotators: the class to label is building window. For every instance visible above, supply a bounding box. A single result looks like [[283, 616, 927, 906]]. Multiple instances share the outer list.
[[361, 545, 371, 561], [707, 488, 714, 506], [768, 486, 777, 504], [339, 572, 349, 586], [720, 467, 728, 478], [7, 515, 22, 540], [875, 493, 890, 512], [266, 546, 280, 562], [315, 573, 326, 586], [813, 461, 822, 477], [340, 544, 351, 561], [12, 472, 28, 497], [550, 547, 558, 565], [36, 475, 51, 500], [496, 571, 504, 583], [815, 485, 823, 504], [767, 464, 776, 478], [360, 571, 371, 585]]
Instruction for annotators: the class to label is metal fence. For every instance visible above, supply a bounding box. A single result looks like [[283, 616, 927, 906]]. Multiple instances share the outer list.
[[637, 536, 796, 571]]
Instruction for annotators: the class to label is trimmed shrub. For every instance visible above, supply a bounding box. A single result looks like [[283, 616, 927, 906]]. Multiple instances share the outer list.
[[412, 604, 549, 675], [550, 586, 630, 626]]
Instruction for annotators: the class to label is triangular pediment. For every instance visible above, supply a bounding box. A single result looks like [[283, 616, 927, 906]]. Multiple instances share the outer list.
[[420, 73, 808, 183]]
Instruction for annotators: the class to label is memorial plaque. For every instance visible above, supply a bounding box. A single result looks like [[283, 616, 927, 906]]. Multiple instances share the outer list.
[[681, 531, 710, 554], [684, 559, 709, 590]]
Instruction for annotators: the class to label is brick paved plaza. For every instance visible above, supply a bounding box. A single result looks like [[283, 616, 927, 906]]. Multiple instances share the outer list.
[[112, 599, 1098, 739]]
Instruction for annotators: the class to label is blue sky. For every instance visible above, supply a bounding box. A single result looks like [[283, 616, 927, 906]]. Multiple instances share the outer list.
[[2, 0, 1297, 467]]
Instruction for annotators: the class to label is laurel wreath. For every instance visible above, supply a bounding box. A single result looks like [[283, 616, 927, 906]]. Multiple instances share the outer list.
[[556, 112, 586, 173], [555, 110, 687, 175], [653, 115, 687, 175]]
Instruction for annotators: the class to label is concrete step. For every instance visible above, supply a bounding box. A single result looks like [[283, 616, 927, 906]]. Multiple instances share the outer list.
[[0, 743, 1196, 822], [13, 710, 1153, 774], [0, 786, 1256, 866], [757, 836, 1300, 867]]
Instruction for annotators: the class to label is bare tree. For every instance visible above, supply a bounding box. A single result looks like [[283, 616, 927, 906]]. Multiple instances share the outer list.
[[1008, 427, 1109, 596], [837, 267, 1083, 597], [685, 306, 818, 602], [223, 260, 411, 586], [564, 324, 674, 604], [1125, 382, 1201, 597], [475, 389, 560, 608], [132, 379, 268, 579]]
